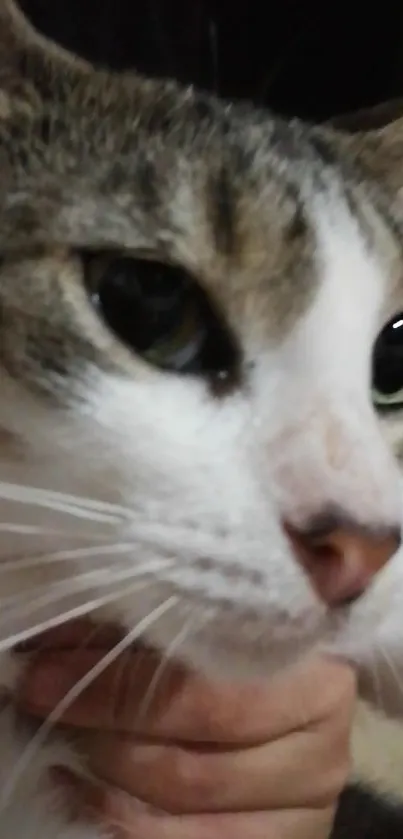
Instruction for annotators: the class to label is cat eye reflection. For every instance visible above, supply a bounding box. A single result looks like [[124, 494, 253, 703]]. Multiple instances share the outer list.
[[373, 313, 403, 411], [83, 253, 240, 384]]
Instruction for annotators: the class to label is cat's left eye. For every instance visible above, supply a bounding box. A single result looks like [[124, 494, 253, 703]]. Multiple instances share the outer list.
[[82, 253, 240, 386], [373, 313, 403, 411]]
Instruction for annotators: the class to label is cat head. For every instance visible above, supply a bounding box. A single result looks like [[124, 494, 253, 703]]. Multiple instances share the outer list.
[[1, 0, 403, 707]]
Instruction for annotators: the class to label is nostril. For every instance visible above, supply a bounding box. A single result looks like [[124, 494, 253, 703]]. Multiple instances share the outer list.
[[284, 515, 401, 607]]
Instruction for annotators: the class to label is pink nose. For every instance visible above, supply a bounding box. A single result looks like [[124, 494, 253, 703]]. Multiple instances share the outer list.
[[285, 513, 401, 606]]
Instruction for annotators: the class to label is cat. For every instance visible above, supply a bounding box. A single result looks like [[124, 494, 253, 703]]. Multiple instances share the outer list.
[[1, 0, 403, 835]]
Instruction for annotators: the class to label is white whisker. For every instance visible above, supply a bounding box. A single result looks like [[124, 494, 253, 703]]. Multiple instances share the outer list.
[[0, 483, 262, 563], [0, 524, 95, 537], [0, 523, 119, 553], [0, 482, 265, 568], [0, 558, 172, 621], [0, 577, 156, 653], [0, 594, 179, 809], [137, 606, 209, 721], [0, 522, 260, 581], [0, 482, 128, 524], [0, 541, 154, 573]]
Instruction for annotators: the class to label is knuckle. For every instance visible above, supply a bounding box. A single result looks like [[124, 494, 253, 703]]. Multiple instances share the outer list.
[[309, 806, 337, 839], [311, 755, 352, 808], [324, 667, 357, 715], [321, 765, 351, 807], [187, 685, 225, 738], [163, 748, 216, 811], [336, 670, 357, 710], [190, 684, 249, 741], [312, 670, 356, 736], [305, 715, 352, 808]]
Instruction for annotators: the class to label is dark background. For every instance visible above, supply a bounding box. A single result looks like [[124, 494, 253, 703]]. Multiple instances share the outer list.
[[19, 0, 403, 121]]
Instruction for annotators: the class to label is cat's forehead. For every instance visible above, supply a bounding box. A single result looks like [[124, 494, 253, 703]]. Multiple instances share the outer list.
[[161, 163, 398, 345], [160, 155, 313, 338]]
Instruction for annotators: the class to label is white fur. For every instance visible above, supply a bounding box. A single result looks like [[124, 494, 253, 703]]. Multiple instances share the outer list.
[[0, 191, 403, 835]]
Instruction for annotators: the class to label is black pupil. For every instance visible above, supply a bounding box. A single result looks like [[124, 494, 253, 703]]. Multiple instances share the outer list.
[[90, 256, 240, 384], [373, 313, 403, 401], [96, 258, 187, 355]]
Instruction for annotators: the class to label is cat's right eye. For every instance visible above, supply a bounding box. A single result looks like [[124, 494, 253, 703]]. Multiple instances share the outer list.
[[373, 313, 403, 411], [83, 253, 240, 387]]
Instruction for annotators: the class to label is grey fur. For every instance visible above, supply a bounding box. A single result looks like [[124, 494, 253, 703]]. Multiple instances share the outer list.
[[0, 1, 399, 399], [1, 3, 403, 838]]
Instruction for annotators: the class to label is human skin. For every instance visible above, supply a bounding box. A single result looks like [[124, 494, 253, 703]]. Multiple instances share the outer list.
[[18, 621, 356, 839]]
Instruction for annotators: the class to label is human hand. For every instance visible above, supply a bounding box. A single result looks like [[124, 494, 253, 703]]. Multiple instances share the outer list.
[[18, 621, 356, 839]]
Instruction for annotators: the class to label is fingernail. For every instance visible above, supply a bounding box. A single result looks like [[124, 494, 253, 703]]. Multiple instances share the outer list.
[[19, 660, 75, 710]]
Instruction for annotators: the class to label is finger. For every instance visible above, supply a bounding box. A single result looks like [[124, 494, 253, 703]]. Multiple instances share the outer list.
[[55, 768, 336, 839], [83, 707, 351, 814], [19, 650, 356, 745], [97, 804, 336, 839]]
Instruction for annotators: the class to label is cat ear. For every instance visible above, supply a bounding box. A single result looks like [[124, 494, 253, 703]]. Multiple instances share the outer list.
[[0, 1, 111, 250], [329, 99, 403, 133], [0, 0, 91, 110], [323, 103, 403, 200], [350, 117, 403, 198]]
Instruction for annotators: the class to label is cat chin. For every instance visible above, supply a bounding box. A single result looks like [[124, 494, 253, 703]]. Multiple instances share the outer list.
[[164, 635, 315, 682], [131, 601, 328, 683], [169, 627, 403, 723]]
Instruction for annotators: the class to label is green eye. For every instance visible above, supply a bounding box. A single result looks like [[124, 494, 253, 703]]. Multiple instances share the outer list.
[[372, 313, 403, 411], [142, 298, 204, 370], [84, 254, 239, 383]]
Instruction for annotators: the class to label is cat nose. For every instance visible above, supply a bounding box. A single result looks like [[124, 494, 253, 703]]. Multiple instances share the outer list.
[[285, 513, 401, 607]]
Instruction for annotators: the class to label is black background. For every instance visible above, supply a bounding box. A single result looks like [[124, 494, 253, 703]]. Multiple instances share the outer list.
[[19, 0, 403, 121]]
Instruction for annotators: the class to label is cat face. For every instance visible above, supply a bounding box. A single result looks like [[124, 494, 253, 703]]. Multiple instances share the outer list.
[[2, 0, 403, 703]]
